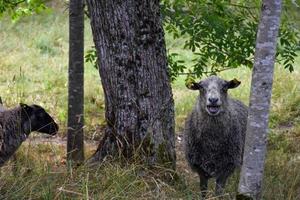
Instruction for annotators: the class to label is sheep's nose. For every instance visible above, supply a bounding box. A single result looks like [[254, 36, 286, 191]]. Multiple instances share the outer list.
[[209, 97, 219, 104]]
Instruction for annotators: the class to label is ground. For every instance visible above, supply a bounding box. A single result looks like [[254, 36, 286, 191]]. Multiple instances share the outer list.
[[0, 1, 300, 199]]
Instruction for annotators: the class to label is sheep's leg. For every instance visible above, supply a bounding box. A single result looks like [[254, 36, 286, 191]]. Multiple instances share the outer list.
[[199, 173, 208, 199], [215, 174, 229, 197]]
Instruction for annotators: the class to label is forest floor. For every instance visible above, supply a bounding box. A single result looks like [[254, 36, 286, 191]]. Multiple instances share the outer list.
[[0, 1, 300, 199]]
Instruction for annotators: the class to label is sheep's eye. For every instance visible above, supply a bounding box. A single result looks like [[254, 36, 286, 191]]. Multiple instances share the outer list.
[[221, 86, 228, 93], [199, 87, 206, 94]]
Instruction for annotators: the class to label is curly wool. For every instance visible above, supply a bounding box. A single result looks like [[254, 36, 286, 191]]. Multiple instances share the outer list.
[[185, 96, 248, 179], [0, 107, 27, 167]]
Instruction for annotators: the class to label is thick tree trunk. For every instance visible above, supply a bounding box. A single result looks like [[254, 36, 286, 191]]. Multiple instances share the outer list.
[[237, 1, 282, 199], [86, 0, 176, 168], [67, 0, 85, 164]]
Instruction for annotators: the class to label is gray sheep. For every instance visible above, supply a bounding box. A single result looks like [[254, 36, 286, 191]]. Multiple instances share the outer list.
[[184, 76, 248, 198], [0, 103, 59, 167]]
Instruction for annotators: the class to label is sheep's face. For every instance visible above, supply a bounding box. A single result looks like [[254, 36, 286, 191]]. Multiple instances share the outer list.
[[188, 76, 241, 116], [20, 104, 59, 135]]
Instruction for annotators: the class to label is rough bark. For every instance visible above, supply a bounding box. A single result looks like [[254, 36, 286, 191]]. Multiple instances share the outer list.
[[237, 1, 282, 199], [86, 0, 176, 168], [67, 0, 85, 164]]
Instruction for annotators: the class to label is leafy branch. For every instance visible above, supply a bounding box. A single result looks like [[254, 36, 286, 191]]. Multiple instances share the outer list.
[[161, 0, 300, 81]]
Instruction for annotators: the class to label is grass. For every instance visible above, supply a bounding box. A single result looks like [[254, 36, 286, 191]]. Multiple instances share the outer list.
[[0, 9, 105, 138], [0, 3, 300, 199]]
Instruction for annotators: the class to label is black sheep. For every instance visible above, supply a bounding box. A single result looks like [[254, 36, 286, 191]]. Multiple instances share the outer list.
[[0, 103, 59, 167]]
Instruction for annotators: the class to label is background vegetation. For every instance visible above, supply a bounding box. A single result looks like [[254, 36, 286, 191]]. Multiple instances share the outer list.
[[0, 1, 300, 199]]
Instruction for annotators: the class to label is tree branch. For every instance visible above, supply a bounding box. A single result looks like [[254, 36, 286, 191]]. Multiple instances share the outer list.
[[177, 66, 237, 76], [3, 0, 26, 7], [228, 3, 259, 9]]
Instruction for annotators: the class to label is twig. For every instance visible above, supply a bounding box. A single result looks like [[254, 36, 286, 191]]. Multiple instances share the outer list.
[[57, 187, 83, 196], [177, 67, 237, 76], [177, 72, 196, 75]]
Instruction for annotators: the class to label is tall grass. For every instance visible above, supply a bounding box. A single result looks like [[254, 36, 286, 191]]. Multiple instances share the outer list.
[[0, 4, 300, 200]]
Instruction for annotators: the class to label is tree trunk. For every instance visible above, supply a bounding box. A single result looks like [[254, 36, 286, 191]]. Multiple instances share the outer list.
[[67, 0, 85, 164], [237, 1, 282, 199], [86, 0, 176, 168]]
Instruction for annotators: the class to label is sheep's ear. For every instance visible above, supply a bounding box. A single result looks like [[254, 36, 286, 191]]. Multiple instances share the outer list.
[[187, 82, 202, 90], [20, 103, 28, 108], [20, 103, 34, 116], [227, 78, 241, 89], [20, 103, 31, 111]]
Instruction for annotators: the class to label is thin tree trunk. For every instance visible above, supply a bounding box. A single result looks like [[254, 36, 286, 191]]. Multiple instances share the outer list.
[[86, 0, 176, 168], [67, 0, 85, 164], [237, 1, 282, 199]]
